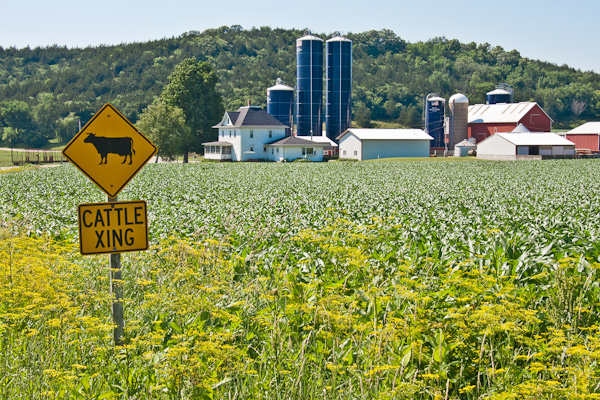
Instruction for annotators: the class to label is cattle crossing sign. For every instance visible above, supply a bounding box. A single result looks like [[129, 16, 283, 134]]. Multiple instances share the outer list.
[[78, 200, 148, 255], [62, 103, 157, 198]]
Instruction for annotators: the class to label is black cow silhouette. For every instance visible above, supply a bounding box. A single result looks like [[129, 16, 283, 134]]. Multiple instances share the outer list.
[[83, 133, 135, 165]]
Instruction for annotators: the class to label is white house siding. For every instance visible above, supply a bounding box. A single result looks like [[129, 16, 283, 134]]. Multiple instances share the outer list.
[[218, 128, 242, 161], [362, 140, 429, 160], [218, 128, 286, 161], [476, 134, 515, 156], [339, 133, 362, 160], [268, 146, 324, 162]]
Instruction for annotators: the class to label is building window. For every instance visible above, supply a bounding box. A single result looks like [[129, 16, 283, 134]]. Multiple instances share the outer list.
[[276, 148, 279, 153], [343, 150, 346, 155], [250, 130, 253, 138], [354, 151, 357, 156], [302, 147, 315, 156], [271, 149, 274, 154], [263, 146, 267, 152], [229, 130, 232, 137], [269, 130, 272, 138], [234, 131, 236, 137], [250, 146, 254, 152], [222, 146, 231, 155]]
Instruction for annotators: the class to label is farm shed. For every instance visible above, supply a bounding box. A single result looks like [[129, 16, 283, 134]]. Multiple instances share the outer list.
[[565, 122, 600, 152], [477, 125, 575, 160], [207, 106, 288, 161], [266, 136, 328, 162], [468, 102, 553, 143], [336, 129, 433, 160]]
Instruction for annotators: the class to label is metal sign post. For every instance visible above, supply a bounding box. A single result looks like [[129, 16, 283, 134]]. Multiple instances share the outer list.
[[108, 195, 125, 345]]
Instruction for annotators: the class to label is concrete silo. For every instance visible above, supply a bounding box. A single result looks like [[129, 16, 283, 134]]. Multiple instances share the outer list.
[[448, 93, 469, 147]]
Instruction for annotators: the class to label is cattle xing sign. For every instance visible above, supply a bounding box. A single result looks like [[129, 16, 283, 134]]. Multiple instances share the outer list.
[[78, 200, 148, 255], [62, 103, 157, 198]]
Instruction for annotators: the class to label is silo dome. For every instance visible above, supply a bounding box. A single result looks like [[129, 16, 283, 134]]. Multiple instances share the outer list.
[[449, 93, 469, 106], [486, 89, 511, 104]]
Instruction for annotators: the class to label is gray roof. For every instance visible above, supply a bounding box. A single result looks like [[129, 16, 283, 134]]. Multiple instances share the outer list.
[[213, 106, 288, 128], [266, 136, 329, 146]]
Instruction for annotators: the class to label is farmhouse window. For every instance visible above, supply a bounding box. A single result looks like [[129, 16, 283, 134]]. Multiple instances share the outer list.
[[269, 130, 272, 138], [250, 130, 254, 138]]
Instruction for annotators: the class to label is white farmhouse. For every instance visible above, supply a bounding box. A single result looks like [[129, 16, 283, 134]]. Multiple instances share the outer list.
[[477, 124, 575, 160], [336, 129, 433, 160], [203, 106, 288, 161]]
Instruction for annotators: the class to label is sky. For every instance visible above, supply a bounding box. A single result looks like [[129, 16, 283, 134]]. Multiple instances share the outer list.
[[0, 0, 598, 73]]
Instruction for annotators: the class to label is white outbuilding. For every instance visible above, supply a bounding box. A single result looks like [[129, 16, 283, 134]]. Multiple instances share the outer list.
[[336, 129, 433, 160], [477, 124, 575, 160]]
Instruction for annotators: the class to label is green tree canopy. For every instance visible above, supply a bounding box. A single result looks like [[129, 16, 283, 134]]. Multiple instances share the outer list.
[[136, 100, 190, 162], [160, 59, 224, 162]]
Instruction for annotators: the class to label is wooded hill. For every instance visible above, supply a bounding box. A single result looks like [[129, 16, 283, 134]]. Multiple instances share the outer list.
[[1, 25, 599, 147]]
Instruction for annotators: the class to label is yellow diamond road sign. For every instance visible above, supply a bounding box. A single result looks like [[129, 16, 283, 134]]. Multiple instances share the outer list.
[[78, 200, 148, 255], [62, 103, 157, 198]]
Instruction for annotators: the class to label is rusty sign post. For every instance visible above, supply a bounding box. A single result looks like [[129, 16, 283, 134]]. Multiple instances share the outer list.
[[63, 103, 156, 346]]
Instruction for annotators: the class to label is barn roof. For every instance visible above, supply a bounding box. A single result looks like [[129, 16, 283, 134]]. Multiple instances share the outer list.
[[567, 122, 600, 134], [468, 102, 553, 124], [494, 132, 574, 146]]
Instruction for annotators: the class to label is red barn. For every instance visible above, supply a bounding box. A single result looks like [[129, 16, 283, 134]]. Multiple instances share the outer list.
[[468, 102, 553, 143], [565, 122, 600, 152]]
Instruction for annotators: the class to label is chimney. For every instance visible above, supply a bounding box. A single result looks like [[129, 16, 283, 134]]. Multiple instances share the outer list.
[[247, 99, 251, 106]]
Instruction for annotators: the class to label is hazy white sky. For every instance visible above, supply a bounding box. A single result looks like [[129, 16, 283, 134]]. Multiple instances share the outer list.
[[0, 0, 597, 72]]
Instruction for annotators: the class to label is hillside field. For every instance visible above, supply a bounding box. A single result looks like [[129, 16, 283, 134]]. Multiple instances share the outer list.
[[1, 160, 600, 399]]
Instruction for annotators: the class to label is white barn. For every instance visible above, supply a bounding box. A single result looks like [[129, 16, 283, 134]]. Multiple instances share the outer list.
[[204, 106, 288, 161], [336, 129, 433, 160], [477, 124, 575, 160]]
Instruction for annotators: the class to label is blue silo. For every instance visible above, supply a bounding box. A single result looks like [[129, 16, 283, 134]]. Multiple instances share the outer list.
[[486, 88, 511, 104], [326, 33, 352, 143], [296, 31, 323, 136], [267, 78, 294, 136], [425, 94, 446, 148]]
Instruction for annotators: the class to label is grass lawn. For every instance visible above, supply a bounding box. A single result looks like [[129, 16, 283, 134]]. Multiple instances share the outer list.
[[0, 150, 14, 167]]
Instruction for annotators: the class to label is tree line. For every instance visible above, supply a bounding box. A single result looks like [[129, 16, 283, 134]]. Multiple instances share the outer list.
[[1, 26, 599, 148]]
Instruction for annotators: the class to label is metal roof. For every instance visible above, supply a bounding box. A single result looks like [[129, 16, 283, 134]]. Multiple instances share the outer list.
[[337, 129, 433, 141], [267, 83, 294, 92], [486, 88, 511, 96], [494, 132, 574, 146], [455, 139, 476, 147], [468, 102, 553, 124], [297, 34, 323, 42], [567, 122, 600, 134], [327, 35, 352, 42]]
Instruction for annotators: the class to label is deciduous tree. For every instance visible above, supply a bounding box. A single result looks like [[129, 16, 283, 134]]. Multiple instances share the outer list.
[[160, 59, 224, 162], [136, 101, 189, 162]]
